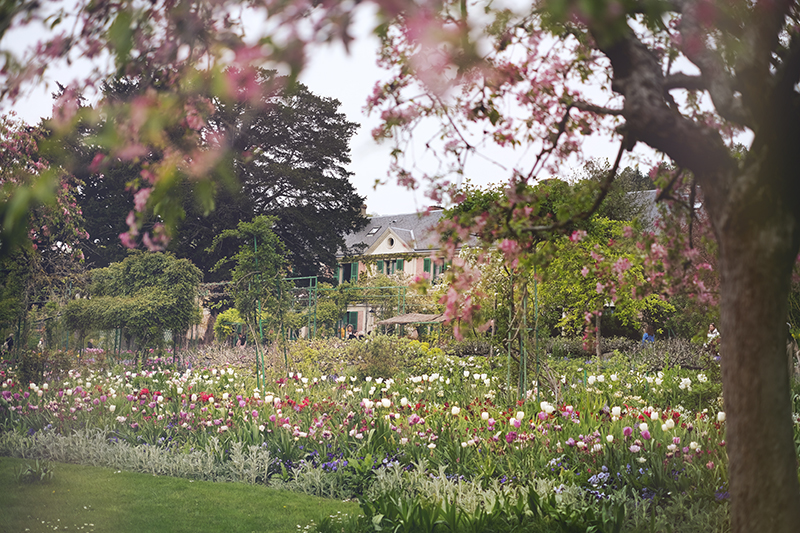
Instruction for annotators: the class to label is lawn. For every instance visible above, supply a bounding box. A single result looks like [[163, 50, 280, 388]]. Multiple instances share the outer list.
[[0, 456, 360, 533]]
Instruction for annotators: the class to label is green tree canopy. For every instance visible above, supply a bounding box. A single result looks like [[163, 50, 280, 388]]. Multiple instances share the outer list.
[[64, 251, 201, 353], [208, 216, 289, 333], [58, 71, 367, 280]]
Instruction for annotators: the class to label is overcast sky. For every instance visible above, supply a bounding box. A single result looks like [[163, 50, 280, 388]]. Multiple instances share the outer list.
[[5, 4, 636, 217]]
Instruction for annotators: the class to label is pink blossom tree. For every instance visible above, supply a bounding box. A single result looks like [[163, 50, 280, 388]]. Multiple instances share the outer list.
[[367, 2, 800, 530], [1, 0, 799, 530]]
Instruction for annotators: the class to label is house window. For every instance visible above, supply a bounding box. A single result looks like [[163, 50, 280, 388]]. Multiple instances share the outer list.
[[385, 258, 404, 275], [340, 261, 359, 283], [367, 226, 381, 236], [423, 258, 447, 281]]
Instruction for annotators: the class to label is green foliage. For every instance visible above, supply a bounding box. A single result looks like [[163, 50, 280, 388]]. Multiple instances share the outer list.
[[209, 216, 288, 333], [283, 282, 350, 338], [64, 251, 202, 353], [0, 115, 86, 262], [14, 459, 55, 484], [348, 336, 402, 380], [539, 217, 673, 335], [17, 349, 73, 385], [446, 177, 670, 358], [214, 308, 244, 343], [0, 249, 29, 328], [574, 161, 654, 223], [445, 179, 591, 250], [356, 487, 627, 533], [273, 336, 448, 377]]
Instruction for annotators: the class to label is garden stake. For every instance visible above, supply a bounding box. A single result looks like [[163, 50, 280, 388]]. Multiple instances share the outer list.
[[507, 291, 512, 401], [534, 265, 540, 405], [521, 284, 528, 401]]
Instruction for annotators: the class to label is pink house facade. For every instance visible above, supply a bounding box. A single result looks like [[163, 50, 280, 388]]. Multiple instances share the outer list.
[[335, 209, 450, 333]]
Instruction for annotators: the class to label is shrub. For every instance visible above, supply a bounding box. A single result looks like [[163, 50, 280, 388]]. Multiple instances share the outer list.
[[446, 339, 492, 358], [349, 335, 402, 379], [214, 308, 244, 343], [633, 338, 714, 371]]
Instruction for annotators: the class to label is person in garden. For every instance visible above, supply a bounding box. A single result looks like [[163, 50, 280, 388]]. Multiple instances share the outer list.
[[2, 334, 13, 355], [706, 323, 720, 346], [346, 324, 357, 340], [708, 323, 720, 340], [641, 324, 655, 345], [237, 332, 246, 348]]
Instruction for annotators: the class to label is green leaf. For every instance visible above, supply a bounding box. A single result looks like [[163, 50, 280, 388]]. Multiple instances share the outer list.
[[108, 10, 134, 68]]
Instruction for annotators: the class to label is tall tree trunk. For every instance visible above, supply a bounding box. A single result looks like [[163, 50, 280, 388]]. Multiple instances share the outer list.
[[715, 163, 800, 531]]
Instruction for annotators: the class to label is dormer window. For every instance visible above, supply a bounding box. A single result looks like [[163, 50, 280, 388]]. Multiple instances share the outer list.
[[367, 226, 381, 236]]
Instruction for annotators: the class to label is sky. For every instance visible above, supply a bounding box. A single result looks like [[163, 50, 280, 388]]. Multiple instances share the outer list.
[[297, 15, 634, 216], [4, 4, 638, 217]]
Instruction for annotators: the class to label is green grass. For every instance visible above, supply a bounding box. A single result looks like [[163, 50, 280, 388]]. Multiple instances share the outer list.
[[0, 457, 360, 533]]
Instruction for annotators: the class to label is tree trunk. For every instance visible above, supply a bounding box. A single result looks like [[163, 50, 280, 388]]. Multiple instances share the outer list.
[[715, 168, 800, 531]]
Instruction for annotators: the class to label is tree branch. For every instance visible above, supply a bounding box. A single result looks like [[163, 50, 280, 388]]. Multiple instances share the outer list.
[[591, 20, 737, 212], [526, 104, 573, 181], [734, 0, 793, 114], [526, 137, 626, 233], [571, 100, 623, 115], [663, 73, 707, 92], [679, 1, 752, 127], [775, 33, 800, 100]]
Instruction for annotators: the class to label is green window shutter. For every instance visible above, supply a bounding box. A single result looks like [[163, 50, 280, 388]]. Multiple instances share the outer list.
[[423, 258, 431, 273], [377, 260, 384, 274], [334, 264, 340, 285], [396, 258, 404, 272], [351, 261, 359, 281]]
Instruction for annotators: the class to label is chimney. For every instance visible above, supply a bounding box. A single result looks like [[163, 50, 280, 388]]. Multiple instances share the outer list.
[[361, 203, 367, 216]]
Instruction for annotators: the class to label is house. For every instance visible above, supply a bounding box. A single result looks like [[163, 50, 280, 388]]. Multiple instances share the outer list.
[[334, 208, 452, 334], [336, 208, 450, 285]]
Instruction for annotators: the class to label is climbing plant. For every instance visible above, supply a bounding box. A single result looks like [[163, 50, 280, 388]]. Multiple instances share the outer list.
[[64, 251, 202, 356]]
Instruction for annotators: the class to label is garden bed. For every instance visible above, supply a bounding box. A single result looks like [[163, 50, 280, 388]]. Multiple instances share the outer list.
[[0, 337, 766, 532]]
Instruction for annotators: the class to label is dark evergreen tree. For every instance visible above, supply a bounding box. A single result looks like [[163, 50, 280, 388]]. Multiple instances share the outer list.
[[61, 71, 367, 280], [205, 70, 367, 279]]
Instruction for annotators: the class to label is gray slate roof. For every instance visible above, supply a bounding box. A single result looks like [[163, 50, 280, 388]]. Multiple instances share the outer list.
[[341, 209, 446, 257]]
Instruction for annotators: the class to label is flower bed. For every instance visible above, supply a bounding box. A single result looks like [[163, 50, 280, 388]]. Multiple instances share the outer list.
[[0, 343, 745, 531]]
